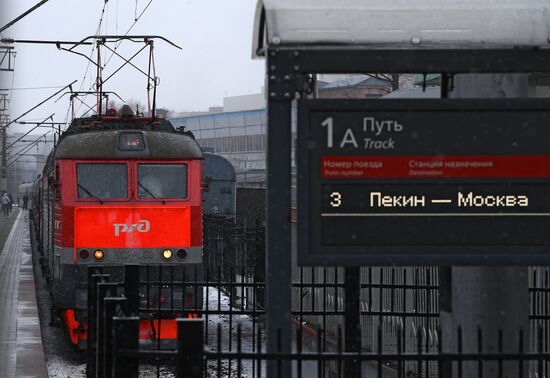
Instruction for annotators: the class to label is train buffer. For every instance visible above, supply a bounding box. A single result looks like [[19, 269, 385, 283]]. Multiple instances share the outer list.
[[0, 210, 47, 378]]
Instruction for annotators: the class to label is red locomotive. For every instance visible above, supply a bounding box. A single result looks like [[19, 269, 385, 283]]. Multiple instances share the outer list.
[[32, 106, 203, 347]]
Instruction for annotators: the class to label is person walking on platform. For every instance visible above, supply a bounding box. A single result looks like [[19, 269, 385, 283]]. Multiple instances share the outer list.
[[1, 193, 10, 217], [23, 194, 29, 210], [8, 193, 13, 214]]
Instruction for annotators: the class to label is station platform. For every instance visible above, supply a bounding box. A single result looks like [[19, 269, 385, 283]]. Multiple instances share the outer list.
[[0, 209, 48, 378]]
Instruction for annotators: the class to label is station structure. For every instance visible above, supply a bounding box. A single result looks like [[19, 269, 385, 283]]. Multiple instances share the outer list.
[[1, 1, 550, 378]]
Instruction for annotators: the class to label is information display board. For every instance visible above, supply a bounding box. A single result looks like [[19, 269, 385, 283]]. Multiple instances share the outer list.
[[297, 99, 550, 265]]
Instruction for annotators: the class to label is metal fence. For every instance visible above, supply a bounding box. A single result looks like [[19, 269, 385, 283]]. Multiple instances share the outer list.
[[86, 264, 550, 378], [76, 216, 550, 377]]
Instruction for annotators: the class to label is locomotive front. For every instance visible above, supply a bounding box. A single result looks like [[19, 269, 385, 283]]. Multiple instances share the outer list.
[[46, 115, 203, 347]]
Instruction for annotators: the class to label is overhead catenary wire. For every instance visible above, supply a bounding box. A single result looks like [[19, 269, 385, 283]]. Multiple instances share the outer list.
[[7, 146, 50, 168], [102, 0, 154, 69], [73, 0, 154, 119], [7, 131, 51, 163], [7, 113, 54, 149], [1, 81, 76, 131], [72, 0, 111, 118], [0, 0, 51, 34]]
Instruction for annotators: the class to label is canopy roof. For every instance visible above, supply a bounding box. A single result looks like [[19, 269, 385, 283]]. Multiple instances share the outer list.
[[253, 0, 550, 56]]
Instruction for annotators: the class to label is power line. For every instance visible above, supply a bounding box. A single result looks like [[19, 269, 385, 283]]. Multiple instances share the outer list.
[[1, 81, 76, 130], [73, 1, 154, 118], [0, 0, 51, 34], [73, 1, 110, 117], [7, 114, 54, 150], [103, 0, 154, 69]]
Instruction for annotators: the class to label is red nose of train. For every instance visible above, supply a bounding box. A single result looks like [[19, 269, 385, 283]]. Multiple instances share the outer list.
[[74, 206, 194, 263]]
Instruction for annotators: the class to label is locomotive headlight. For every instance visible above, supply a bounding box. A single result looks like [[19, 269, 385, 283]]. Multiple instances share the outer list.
[[79, 249, 90, 261], [94, 249, 105, 261], [162, 249, 173, 260], [176, 249, 188, 260]]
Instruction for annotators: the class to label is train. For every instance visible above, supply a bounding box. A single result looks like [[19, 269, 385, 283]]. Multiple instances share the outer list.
[[202, 150, 237, 218], [30, 105, 204, 348]]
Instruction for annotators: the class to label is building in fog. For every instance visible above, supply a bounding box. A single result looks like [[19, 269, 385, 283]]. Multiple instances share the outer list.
[[170, 77, 390, 187], [171, 109, 270, 186], [172, 74, 550, 188]]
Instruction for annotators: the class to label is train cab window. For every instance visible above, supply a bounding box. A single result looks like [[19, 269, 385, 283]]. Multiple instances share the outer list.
[[77, 163, 128, 199], [138, 164, 187, 199]]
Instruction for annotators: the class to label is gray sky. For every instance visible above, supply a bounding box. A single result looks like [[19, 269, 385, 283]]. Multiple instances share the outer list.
[[0, 0, 265, 134]]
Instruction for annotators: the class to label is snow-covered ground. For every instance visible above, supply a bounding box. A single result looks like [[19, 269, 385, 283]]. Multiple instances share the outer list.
[[203, 286, 266, 377]]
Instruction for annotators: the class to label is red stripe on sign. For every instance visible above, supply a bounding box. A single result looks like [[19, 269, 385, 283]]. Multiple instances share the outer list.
[[321, 156, 550, 179]]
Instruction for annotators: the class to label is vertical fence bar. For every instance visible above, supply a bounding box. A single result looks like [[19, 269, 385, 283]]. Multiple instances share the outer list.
[[123, 264, 140, 316], [344, 267, 361, 378], [237, 324, 242, 377], [176, 319, 204, 378], [87, 271, 108, 378], [538, 326, 543, 378], [257, 327, 263, 378], [112, 317, 139, 378], [497, 329, 503, 378], [217, 323, 222, 378], [543, 268, 550, 376], [103, 297, 126, 378], [96, 282, 117, 378], [457, 327, 463, 378], [477, 327, 482, 378], [518, 329, 524, 378]]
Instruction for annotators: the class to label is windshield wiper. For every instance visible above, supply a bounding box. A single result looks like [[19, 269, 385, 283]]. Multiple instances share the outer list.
[[138, 181, 159, 199], [77, 183, 104, 204], [138, 181, 166, 204]]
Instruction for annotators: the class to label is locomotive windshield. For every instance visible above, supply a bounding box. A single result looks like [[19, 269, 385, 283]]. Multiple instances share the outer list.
[[77, 163, 128, 199], [138, 164, 187, 199]]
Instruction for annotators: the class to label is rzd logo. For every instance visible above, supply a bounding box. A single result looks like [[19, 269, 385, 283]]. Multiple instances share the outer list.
[[114, 220, 150, 236]]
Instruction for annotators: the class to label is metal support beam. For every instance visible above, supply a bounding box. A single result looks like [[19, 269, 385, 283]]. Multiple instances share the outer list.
[[273, 48, 550, 75], [265, 49, 294, 378], [0, 46, 16, 72]]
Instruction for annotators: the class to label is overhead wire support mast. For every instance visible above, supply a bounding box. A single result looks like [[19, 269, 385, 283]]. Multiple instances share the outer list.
[[0, 46, 16, 72]]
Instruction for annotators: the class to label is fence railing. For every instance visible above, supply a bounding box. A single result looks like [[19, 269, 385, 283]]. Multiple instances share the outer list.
[[86, 264, 550, 378], [205, 216, 550, 358]]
